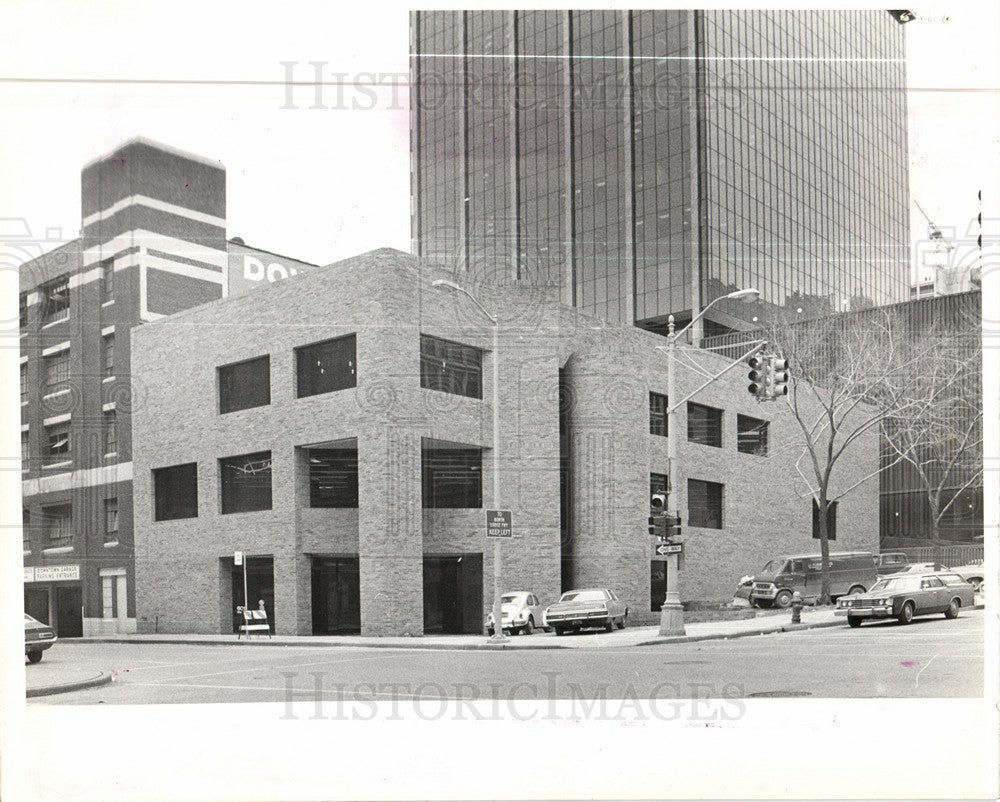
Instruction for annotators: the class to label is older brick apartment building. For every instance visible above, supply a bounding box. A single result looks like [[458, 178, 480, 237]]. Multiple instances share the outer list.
[[18, 138, 313, 637]]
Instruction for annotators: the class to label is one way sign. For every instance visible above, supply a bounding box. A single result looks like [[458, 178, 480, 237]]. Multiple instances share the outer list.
[[655, 543, 682, 555]]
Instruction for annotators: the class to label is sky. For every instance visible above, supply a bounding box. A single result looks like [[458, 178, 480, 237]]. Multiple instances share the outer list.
[[0, 1, 997, 279]]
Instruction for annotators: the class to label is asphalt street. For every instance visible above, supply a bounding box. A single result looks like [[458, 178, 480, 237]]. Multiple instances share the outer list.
[[29, 610, 984, 706]]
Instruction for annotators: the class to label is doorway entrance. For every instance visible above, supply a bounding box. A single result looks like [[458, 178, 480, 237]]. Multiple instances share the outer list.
[[422, 554, 483, 634], [230, 556, 275, 633], [55, 586, 83, 637], [311, 556, 360, 634]]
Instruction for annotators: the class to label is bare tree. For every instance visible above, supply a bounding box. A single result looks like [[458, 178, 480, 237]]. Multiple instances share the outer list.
[[880, 305, 982, 543], [764, 307, 943, 603]]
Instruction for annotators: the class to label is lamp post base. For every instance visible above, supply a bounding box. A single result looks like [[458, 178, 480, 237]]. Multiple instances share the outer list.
[[658, 601, 686, 636]]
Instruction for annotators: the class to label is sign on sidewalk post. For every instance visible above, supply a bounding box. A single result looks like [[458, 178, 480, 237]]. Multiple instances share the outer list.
[[486, 509, 513, 538]]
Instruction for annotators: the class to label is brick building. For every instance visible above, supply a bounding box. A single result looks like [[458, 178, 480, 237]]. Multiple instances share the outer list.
[[129, 248, 879, 636], [19, 138, 314, 636]]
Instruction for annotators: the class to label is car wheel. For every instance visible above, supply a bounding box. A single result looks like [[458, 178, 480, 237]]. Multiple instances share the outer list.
[[616, 616, 626, 630], [774, 590, 793, 608], [897, 601, 915, 625], [543, 627, 553, 633], [554, 627, 565, 636], [848, 585, 866, 596], [27, 651, 43, 664], [523, 617, 534, 635], [944, 599, 960, 619], [847, 616, 863, 628]]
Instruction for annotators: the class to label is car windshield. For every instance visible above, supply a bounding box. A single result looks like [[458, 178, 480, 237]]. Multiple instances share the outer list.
[[560, 590, 606, 603], [869, 576, 918, 593], [761, 560, 787, 574], [501, 594, 522, 604]]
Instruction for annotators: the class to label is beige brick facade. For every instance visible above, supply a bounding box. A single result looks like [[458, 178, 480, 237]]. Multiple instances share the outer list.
[[131, 248, 878, 635]]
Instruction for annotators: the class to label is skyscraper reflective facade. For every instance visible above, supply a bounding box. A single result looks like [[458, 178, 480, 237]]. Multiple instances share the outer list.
[[410, 10, 910, 333]]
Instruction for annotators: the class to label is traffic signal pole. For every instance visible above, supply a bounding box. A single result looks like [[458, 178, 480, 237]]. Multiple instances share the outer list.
[[656, 289, 761, 637], [660, 316, 686, 636]]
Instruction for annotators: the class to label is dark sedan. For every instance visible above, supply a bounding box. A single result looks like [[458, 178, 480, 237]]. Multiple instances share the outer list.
[[835, 572, 975, 628], [543, 588, 628, 635], [25, 614, 57, 663]]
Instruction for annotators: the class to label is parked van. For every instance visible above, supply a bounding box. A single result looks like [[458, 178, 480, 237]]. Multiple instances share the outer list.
[[749, 551, 877, 607]]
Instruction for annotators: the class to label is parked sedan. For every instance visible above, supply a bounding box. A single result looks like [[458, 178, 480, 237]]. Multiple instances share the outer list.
[[946, 563, 986, 593], [543, 588, 628, 635], [835, 572, 975, 628], [486, 591, 546, 635], [24, 614, 57, 663]]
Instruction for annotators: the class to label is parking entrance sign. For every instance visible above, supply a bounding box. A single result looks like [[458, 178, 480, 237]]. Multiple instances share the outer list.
[[486, 509, 513, 538]]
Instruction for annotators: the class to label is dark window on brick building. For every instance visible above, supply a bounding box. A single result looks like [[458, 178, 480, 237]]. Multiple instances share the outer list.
[[296, 335, 356, 398], [153, 462, 199, 521], [45, 422, 71, 464], [422, 445, 482, 508], [649, 392, 668, 436], [104, 497, 119, 542], [101, 259, 114, 301], [43, 350, 70, 395], [737, 414, 769, 456], [420, 334, 482, 399], [42, 504, 72, 547], [103, 335, 115, 377], [19, 293, 28, 331], [687, 402, 723, 448], [103, 410, 117, 455], [688, 478, 723, 529], [20, 363, 28, 404], [650, 561, 666, 612], [41, 276, 70, 324], [309, 446, 359, 508], [218, 355, 271, 413], [23, 508, 30, 551], [220, 451, 272, 514]]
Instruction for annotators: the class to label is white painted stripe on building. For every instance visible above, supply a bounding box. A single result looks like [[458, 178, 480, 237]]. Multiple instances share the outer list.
[[41, 341, 71, 356], [20, 355, 28, 364], [82, 194, 227, 229], [144, 252, 226, 284], [21, 423, 29, 432], [84, 231, 226, 269], [69, 266, 103, 289], [27, 291, 42, 306], [43, 413, 72, 426], [21, 461, 134, 498], [102, 401, 116, 411], [101, 325, 115, 336]]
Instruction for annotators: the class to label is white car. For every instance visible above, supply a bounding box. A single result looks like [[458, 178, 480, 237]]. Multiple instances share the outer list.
[[947, 562, 985, 594], [486, 591, 547, 635]]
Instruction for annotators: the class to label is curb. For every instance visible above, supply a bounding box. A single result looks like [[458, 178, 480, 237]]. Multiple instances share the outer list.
[[636, 618, 842, 647], [26, 670, 113, 699]]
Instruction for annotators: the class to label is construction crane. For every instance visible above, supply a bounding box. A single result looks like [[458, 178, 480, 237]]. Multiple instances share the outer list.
[[914, 198, 955, 253]]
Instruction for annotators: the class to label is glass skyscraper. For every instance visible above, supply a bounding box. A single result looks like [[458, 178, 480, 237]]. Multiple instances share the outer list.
[[410, 10, 910, 333]]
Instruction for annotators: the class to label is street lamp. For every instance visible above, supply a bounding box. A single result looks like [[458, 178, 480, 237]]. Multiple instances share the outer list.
[[658, 288, 760, 636], [431, 279, 505, 643]]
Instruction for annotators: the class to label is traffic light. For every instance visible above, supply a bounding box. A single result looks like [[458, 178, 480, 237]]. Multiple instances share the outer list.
[[747, 354, 769, 399], [769, 357, 789, 397], [649, 492, 668, 536], [662, 513, 682, 540]]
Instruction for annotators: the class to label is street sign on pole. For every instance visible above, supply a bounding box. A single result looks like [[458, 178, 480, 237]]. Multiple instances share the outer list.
[[486, 509, 513, 538], [655, 543, 683, 555], [234, 551, 244, 566]]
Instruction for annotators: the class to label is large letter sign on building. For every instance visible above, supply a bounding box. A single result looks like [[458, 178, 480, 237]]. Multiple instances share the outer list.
[[486, 510, 513, 538]]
